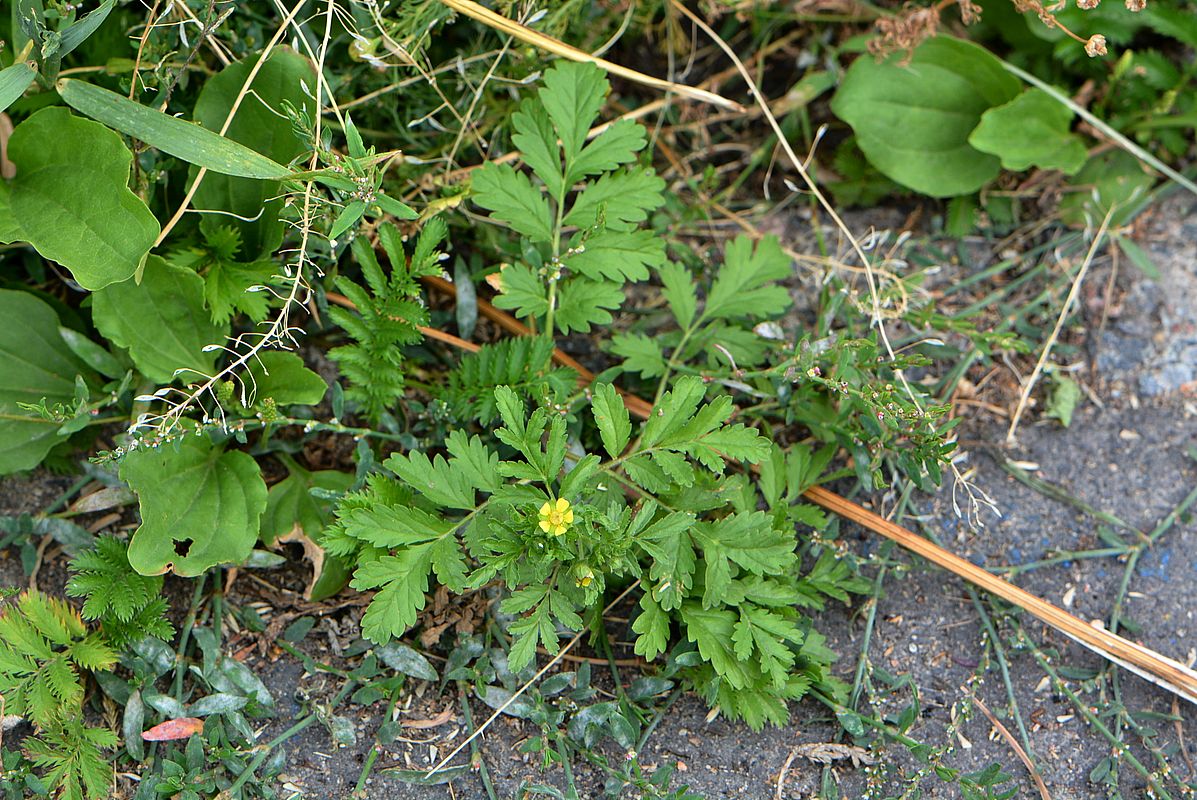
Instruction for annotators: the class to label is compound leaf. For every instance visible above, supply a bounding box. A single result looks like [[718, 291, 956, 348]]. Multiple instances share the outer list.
[[472, 162, 554, 243]]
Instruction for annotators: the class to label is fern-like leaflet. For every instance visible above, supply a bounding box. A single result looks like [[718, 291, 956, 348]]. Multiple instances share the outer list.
[[66, 534, 175, 648], [441, 335, 576, 423], [0, 590, 119, 800], [329, 218, 447, 423]]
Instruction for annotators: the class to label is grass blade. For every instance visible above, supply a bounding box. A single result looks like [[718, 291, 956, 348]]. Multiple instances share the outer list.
[[56, 78, 293, 180], [0, 61, 36, 114]]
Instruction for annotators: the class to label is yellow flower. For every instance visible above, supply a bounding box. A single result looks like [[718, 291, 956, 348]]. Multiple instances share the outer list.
[[538, 497, 574, 536], [575, 565, 595, 588]]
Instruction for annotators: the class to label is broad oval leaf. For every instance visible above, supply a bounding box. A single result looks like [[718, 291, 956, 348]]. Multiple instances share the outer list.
[[242, 351, 327, 408], [830, 37, 1021, 197], [0, 291, 96, 473], [122, 434, 268, 576], [57, 78, 293, 180], [191, 49, 316, 258], [2, 107, 159, 290], [92, 256, 227, 384], [969, 89, 1087, 174]]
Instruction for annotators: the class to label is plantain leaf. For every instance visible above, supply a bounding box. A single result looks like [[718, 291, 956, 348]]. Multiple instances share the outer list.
[[92, 256, 228, 384], [830, 37, 1021, 197], [969, 89, 1087, 174], [1, 107, 159, 290], [57, 78, 293, 180], [0, 290, 96, 474], [122, 434, 268, 576], [242, 351, 327, 408], [191, 49, 316, 258]]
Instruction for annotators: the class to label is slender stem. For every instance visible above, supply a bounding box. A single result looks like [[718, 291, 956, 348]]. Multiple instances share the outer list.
[[225, 678, 357, 796], [173, 576, 208, 702], [354, 686, 401, 794], [458, 684, 500, 800]]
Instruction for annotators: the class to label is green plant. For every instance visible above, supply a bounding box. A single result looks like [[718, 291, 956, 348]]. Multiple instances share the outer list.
[[66, 535, 175, 648], [331, 376, 864, 728], [328, 219, 447, 424], [471, 60, 665, 338], [0, 590, 119, 800]]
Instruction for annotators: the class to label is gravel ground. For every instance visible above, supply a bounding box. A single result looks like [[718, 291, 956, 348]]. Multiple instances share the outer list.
[[1, 196, 1194, 799]]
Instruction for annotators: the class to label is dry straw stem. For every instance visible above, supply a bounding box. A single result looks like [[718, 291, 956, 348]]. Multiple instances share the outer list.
[[1006, 207, 1113, 443], [437, 0, 743, 111], [154, 0, 309, 246], [806, 485, 1197, 706], [971, 693, 1052, 800]]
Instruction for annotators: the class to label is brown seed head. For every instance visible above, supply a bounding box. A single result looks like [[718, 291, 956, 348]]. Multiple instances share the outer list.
[[1085, 33, 1108, 57]]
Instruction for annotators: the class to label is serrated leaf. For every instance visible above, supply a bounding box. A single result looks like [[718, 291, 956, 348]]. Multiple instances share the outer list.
[[57, 78, 293, 180], [202, 259, 275, 324], [659, 261, 697, 329], [92, 256, 227, 384], [969, 89, 1087, 174], [342, 504, 453, 548], [429, 535, 468, 592], [564, 168, 666, 231], [609, 332, 667, 378], [641, 376, 707, 448], [352, 544, 434, 642], [472, 162, 554, 243], [511, 101, 563, 198], [631, 591, 669, 660], [554, 278, 624, 334], [0, 291, 96, 474], [444, 431, 501, 494], [1, 107, 159, 290], [696, 511, 794, 576], [121, 435, 268, 576], [637, 512, 696, 612], [540, 61, 607, 164], [384, 450, 478, 510], [1045, 373, 1081, 428], [591, 383, 631, 459], [567, 118, 647, 184], [565, 228, 663, 282], [703, 235, 792, 322], [491, 262, 549, 320], [679, 604, 751, 689]]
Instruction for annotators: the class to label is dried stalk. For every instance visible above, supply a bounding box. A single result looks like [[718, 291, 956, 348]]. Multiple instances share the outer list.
[[437, 0, 743, 111]]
